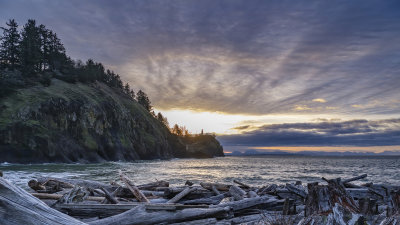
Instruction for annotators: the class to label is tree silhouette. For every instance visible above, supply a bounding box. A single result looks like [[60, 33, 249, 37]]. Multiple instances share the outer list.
[[0, 19, 20, 70], [19, 19, 42, 75], [137, 90, 152, 111]]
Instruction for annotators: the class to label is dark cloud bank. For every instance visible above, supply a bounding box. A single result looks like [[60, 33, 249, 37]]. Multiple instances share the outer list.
[[1, 0, 400, 115], [218, 118, 400, 147]]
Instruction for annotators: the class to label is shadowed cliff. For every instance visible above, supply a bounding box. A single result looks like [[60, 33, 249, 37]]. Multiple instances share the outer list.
[[0, 78, 224, 163]]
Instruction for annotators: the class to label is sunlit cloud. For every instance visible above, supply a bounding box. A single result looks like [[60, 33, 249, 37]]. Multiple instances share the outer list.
[[312, 98, 326, 103]]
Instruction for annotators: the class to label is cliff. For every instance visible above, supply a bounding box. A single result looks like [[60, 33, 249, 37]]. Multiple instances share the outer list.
[[0, 79, 224, 163]]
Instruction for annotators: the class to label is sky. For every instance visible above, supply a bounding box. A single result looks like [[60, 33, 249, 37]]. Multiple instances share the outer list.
[[1, 0, 399, 153]]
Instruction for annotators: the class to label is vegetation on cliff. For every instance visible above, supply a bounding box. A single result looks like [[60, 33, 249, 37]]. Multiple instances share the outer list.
[[0, 19, 223, 163]]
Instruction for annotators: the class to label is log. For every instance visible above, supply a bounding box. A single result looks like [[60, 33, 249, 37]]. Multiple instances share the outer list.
[[283, 198, 290, 215], [258, 184, 277, 195], [119, 170, 149, 203], [167, 187, 195, 203], [248, 191, 259, 198], [180, 193, 228, 205], [137, 180, 169, 190], [100, 187, 119, 204], [233, 179, 250, 189], [211, 185, 221, 195], [200, 182, 231, 191], [229, 185, 246, 201], [286, 183, 307, 198], [170, 217, 217, 225], [0, 177, 85, 225], [90, 205, 231, 225], [343, 174, 367, 184], [38, 177, 97, 189], [31, 192, 104, 202], [212, 196, 282, 211], [55, 203, 210, 218], [304, 179, 360, 217], [28, 179, 46, 191]]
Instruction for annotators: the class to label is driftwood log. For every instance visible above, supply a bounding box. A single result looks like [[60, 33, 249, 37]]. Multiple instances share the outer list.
[[0, 177, 85, 225], [118, 170, 149, 203]]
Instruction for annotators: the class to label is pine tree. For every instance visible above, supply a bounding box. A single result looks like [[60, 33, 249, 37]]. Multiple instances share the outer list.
[[0, 19, 20, 70], [136, 90, 152, 111], [19, 19, 42, 75]]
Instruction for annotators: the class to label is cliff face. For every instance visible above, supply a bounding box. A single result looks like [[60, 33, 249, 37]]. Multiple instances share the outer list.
[[0, 79, 223, 163]]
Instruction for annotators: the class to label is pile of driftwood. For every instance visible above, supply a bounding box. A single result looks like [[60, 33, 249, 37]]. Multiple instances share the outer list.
[[1, 171, 400, 225]]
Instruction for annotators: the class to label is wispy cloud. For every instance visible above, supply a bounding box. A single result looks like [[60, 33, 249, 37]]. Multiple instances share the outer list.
[[2, 0, 400, 117]]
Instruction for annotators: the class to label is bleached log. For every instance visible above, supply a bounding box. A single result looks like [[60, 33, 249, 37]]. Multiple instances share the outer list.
[[286, 183, 307, 198], [0, 177, 85, 225], [90, 205, 231, 225], [258, 184, 277, 195], [233, 179, 250, 189], [100, 187, 119, 204], [180, 193, 228, 205], [343, 174, 367, 184], [119, 170, 149, 203], [167, 187, 195, 203], [137, 180, 169, 190], [31, 192, 104, 201], [200, 182, 231, 191], [211, 185, 221, 195], [248, 191, 259, 198], [229, 185, 246, 201], [169, 217, 217, 225], [212, 196, 282, 211]]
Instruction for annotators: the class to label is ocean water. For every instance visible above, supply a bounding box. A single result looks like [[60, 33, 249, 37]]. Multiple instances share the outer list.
[[1, 155, 399, 190]]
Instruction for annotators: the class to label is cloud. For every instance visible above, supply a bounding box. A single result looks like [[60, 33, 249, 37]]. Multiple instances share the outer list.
[[312, 98, 326, 103], [217, 118, 400, 147], [1, 0, 400, 116]]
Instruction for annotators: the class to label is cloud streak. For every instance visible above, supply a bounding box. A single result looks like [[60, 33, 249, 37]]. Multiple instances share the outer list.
[[218, 118, 400, 147], [1, 0, 400, 116]]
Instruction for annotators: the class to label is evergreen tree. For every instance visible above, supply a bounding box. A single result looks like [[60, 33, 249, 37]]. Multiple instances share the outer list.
[[136, 90, 152, 111], [0, 19, 20, 70], [172, 124, 182, 136], [19, 19, 42, 75], [124, 83, 130, 94]]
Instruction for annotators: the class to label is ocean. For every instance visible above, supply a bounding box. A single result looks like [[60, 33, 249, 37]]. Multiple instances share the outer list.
[[1, 155, 399, 190]]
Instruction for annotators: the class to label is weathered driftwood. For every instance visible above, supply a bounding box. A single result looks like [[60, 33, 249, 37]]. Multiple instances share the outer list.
[[100, 187, 119, 204], [31, 192, 104, 202], [55, 203, 209, 218], [167, 187, 195, 203], [0, 177, 85, 225], [169, 217, 218, 225], [248, 191, 259, 198], [286, 183, 307, 198], [38, 177, 108, 190], [233, 179, 250, 189], [211, 185, 221, 195], [212, 196, 282, 211], [258, 184, 277, 195], [343, 174, 367, 184], [200, 182, 231, 191], [137, 180, 169, 190], [90, 205, 231, 225], [229, 185, 246, 201], [119, 170, 149, 203], [180, 193, 228, 205]]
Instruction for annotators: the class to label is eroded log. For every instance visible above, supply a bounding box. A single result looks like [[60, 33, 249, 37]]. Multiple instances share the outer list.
[[167, 187, 195, 203], [90, 205, 231, 225], [229, 185, 246, 201], [200, 182, 231, 191], [119, 170, 149, 203], [0, 177, 85, 225]]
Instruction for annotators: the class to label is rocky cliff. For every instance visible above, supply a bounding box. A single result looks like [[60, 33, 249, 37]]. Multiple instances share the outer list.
[[0, 79, 223, 163]]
